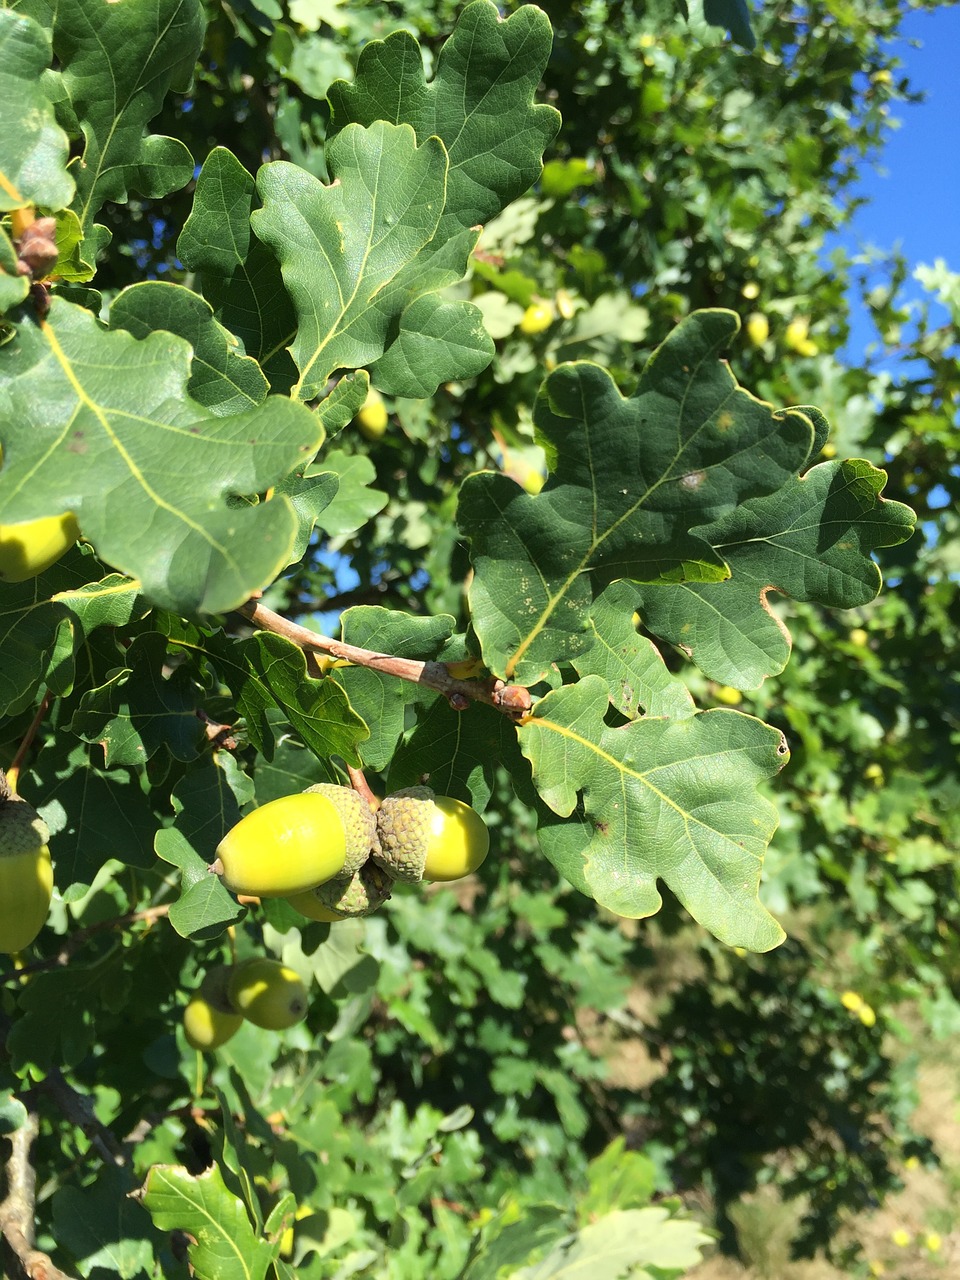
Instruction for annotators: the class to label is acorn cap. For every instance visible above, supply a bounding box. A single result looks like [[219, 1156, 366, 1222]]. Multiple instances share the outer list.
[[315, 860, 393, 918], [372, 787, 490, 883], [372, 786, 436, 883], [302, 783, 378, 877], [0, 794, 50, 858], [199, 963, 238, 1015]]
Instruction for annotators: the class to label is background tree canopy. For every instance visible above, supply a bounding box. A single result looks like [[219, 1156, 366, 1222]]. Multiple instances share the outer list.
[[1, 1, 958, 1278]]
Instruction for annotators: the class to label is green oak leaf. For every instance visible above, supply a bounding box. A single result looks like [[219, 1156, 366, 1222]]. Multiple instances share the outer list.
[[327, 0, 560, 241], [0, 575, 74, 717], [459, 310, 816, 684], [140, 1162, 279, 1280], [272, 467, 340, 565], [20, 0, 205, 265], [177, 147, 299, 394], [0, 9, 74, 213], [637, 458, 917, 688], [519, 675, 788, 951], [314, 370, 369, 438], [329, 606, 455, 771], [387, 698, 528, 813], [30, 741, 158, 893], [309, 448, 388, 537], [5, 950, 130, 1074], [571, 581, 696, 721], [324, 1, 558, 394], [109, 282, 269, 415], [52, 567, 146, 638], [0, 299, 324, 615], [512, 1206, 712, 1279], [52, 1167, 160, 1280], [70, 632, 205, 766], [193, 629, 368, 764], [251, 121, 493, 400], [155, 758, 248, 940]]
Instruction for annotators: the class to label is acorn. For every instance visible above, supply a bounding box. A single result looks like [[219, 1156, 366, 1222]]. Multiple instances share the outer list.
[[0, 791, 54, 954], [212, 789, 368, 898], [301, 783, 378, 877], [227, 957, 309, 1030], [372, 786, 490, 884], [305, 860, 394, 919]]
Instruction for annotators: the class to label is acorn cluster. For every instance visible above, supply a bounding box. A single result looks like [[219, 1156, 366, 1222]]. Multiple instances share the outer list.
[[182, 958, 310, 1050], [212, 782, 490, 923]]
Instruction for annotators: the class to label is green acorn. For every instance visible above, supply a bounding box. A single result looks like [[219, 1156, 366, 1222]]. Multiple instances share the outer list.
[[302, 783, 378, 877], [313, 860, 394, 918], [0, 787, 54, 954], [372, 786, 490, 884]]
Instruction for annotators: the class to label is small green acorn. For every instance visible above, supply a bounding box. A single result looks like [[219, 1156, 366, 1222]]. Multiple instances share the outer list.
[[372, 786, 489, 884]]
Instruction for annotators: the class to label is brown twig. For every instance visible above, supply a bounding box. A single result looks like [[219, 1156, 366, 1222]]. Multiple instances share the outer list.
[[5, 693, 53, 796], [347, 766, 380, 810], [0, 1112, 78, 1280], [235, 600, 532, 718]]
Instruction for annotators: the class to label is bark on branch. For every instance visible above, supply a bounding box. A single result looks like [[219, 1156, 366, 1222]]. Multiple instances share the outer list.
[[236, 600, 532, 718], [0, 1113, 77, 1280]]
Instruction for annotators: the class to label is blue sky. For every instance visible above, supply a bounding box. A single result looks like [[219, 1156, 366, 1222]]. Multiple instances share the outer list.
[[832, 3, 960, 360]]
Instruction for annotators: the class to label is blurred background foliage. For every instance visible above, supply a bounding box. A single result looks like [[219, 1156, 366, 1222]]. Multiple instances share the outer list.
[[4, 0, 960, 1276]]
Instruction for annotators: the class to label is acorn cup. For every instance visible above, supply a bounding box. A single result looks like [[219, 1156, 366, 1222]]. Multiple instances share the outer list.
[[0, 782, 54, 954], [301, 783, 378, 877], [302, 859, 395, 920], [372, 786, 490, 884]]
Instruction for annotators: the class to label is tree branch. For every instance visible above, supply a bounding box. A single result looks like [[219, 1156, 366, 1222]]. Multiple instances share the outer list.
[[235, 600, 532, 718], [0, 1113, 78, 1280]]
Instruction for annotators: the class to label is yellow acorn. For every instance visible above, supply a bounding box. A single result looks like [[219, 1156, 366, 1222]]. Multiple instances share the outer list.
[[0, 512, 80, 583], [212, 790, 371, 898], [0, 791, 54, 954], [784, 317, 818, 357], [745, 313, 769, 346], [356, 387, 388, 441], [519, 301, 554, 335], [372, 787, 490, 884], [183, 996, 243, 1050], [228, 958, 309, 1030]]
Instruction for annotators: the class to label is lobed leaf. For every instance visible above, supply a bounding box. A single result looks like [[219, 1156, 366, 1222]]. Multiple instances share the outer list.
[[199, 630, 369, 765], [154, 757, 248, 939], [459, 310, 815, 684], [512, 1205, 712, 1279], [32, 740, 158, 893], [109, 282, 269, 416], [637, 458, 917, 687], [19, 0, 205, 264], [177, 147, 299, 394], [0, 299, 324, 615], [251, 121, 493, 400], [327, 0, 560, 239], [520, 676, 788, 951], [0, 9, 74, 213], [140, 1162, 279, 1280], [330, 606, 455, 771]]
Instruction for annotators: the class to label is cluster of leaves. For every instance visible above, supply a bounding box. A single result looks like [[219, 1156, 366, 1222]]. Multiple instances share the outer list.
[[1, 0, 953, 1275]]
